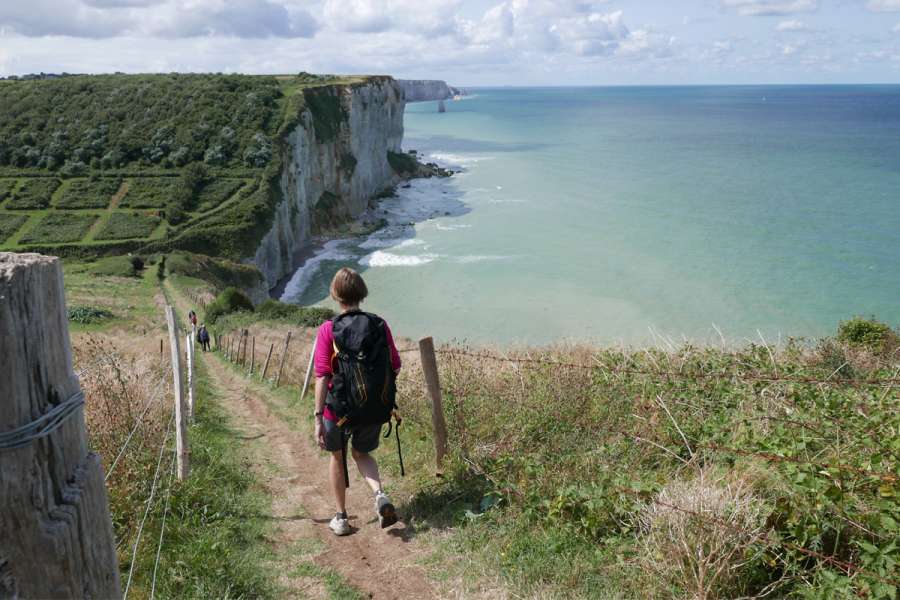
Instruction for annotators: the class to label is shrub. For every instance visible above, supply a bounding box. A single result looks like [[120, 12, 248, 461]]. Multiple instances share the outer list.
[[165, 251, 263, 291], [87, 255, 142, 278], [5, 178, 61, 209], [0, 214, 28, 244], [205, 287, 254, 324], [130, 255, 145, 272], [55, 177, 121, 208], [19, 212, 98, 244], [94, 212, 160, 240], [157, 255, 166, 280], [387, 151, 418, 175], [67, 305, 113, 324], [255, 300, 334, 326], [195, 178, 245, 212], [837, 317, 895, 350], [638, 471, 771, 599], [0, 178, 17, 201]]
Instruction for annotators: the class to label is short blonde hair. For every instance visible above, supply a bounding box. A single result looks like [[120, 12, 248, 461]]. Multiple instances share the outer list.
[[330, 267, 368, 306]]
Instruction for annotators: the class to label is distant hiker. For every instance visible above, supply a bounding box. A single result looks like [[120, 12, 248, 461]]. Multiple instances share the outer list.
[[314, 267, 402, 536], [188, 310, 198, 330], [197, 325, 211, 352]]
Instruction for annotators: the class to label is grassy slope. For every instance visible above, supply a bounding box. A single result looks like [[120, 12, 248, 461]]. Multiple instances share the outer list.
[[66, 265, 276, 598]]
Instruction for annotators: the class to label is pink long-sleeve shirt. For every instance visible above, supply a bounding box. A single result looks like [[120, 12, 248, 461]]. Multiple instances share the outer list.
[[314, 317, 402, 422]]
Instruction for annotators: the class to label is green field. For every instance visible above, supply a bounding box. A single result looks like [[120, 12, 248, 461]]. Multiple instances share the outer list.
[[19, 212, 98, 244], [94, 212, 161, 240], [5, 178, 60, 209], [55, 178, 122, 209], [119, 177, 176, 208], [0, 214, 28, 243]]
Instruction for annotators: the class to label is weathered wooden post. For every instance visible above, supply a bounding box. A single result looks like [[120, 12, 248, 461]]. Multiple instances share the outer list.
[[300, 342, 316, 404], [185, 332, 195, 421], [0, 252, 121, 598], [248, 336, 256, 376], [274, 331, 292, 387], [419, 336, 448, 473], [239, 329, 249, 366], [261, 342, 275, 379], [165, 305, 190, 480]]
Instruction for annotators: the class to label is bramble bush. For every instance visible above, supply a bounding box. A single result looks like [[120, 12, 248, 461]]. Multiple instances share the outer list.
[[204, 287, 254, 324]]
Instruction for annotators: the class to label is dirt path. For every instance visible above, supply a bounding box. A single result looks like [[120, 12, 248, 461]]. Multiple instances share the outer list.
[[202, 352, 435, 599]]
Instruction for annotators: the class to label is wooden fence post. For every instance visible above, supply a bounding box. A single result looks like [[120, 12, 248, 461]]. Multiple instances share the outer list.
[[165, 305, 190, 480], [248, 336, 256, 375], [419, 336, 448, 473], [229, 335, 235, 362], [240, 329, 248, 366], [0, 252, 121, 598], [300, 342, 316, 404], [261, 342, 275, 379], [185, 332, 195, 422], [274, 331, 292, 386]]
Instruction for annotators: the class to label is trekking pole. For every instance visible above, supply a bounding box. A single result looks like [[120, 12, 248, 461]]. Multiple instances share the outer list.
[[299, 340, 316, 404]]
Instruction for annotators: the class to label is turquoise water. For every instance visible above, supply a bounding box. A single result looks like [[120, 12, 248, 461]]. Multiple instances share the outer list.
[[282, 86, 900, 346]]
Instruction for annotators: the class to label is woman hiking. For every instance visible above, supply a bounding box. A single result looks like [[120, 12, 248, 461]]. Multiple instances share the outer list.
[[313, 267, 401, 536]]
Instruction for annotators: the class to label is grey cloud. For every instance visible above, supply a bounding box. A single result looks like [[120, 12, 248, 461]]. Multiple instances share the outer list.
[[164, 1, 318, 38], [0, 0, 318, 38]]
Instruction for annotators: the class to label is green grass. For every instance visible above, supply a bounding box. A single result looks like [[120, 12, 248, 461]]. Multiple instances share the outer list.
[[19, 212, 98, 244], [5, 178, 60, 209], [389, 338, 900, 599], [123, 362, 276, 599], [120, 178, 176, 208], [54, 177, 122, 208], [165, 251, 264, 292], [0, 213, 28, 243], [94, 212, 161, 240]]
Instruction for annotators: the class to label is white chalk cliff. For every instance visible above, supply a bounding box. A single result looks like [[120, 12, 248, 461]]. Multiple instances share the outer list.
[[397, 79, 458, 102], [250, 78, 405, 289]]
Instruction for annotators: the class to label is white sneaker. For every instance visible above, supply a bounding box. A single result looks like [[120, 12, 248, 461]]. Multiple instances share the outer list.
[[329, 513, 351, 536], [375, 491, 398, 528]]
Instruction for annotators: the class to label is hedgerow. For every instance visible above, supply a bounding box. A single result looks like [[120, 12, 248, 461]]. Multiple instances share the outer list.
[[0, 178, 17, 201], [195, 178, 246, 212]]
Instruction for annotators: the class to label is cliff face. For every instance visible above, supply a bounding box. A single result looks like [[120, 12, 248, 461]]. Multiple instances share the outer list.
[[397, 79, 455, 102], [251, 79, 404, 290]]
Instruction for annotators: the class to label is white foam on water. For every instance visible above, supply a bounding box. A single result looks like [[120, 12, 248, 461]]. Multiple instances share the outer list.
[[433, 222, 472, 231], [358, 237, 425, 250], [487, 197, 528, 204], [279, 239, 354, 301], [360, 251, 439, 267], [428, 152, 494, 167]]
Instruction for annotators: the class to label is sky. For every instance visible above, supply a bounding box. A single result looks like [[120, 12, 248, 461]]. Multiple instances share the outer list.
[[1, 0, 899, 85]]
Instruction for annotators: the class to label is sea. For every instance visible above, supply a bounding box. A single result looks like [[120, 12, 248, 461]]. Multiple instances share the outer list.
[[280, 86, 900, 347]]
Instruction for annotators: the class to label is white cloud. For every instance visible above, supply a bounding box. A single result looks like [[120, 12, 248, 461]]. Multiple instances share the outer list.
[[867, 0, 900, 11], [722, 0, 817, 17], [776, 19, 807, 31]]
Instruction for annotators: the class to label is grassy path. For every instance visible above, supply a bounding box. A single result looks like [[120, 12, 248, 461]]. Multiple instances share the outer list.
[[168, 282, 435, 599]]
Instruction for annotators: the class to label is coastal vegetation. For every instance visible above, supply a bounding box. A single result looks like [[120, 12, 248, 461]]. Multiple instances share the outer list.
[[0, 73, 404, 260]]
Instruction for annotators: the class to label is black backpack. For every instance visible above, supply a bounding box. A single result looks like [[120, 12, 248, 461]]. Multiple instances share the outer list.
[[327, 311, 397, 428]]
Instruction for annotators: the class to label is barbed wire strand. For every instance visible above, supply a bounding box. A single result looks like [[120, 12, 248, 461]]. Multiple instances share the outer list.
[[428, 348, 900, 387], [122, 411, 174, 600], [105, 382, 167, 482], [149, 449, 178, 600]]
